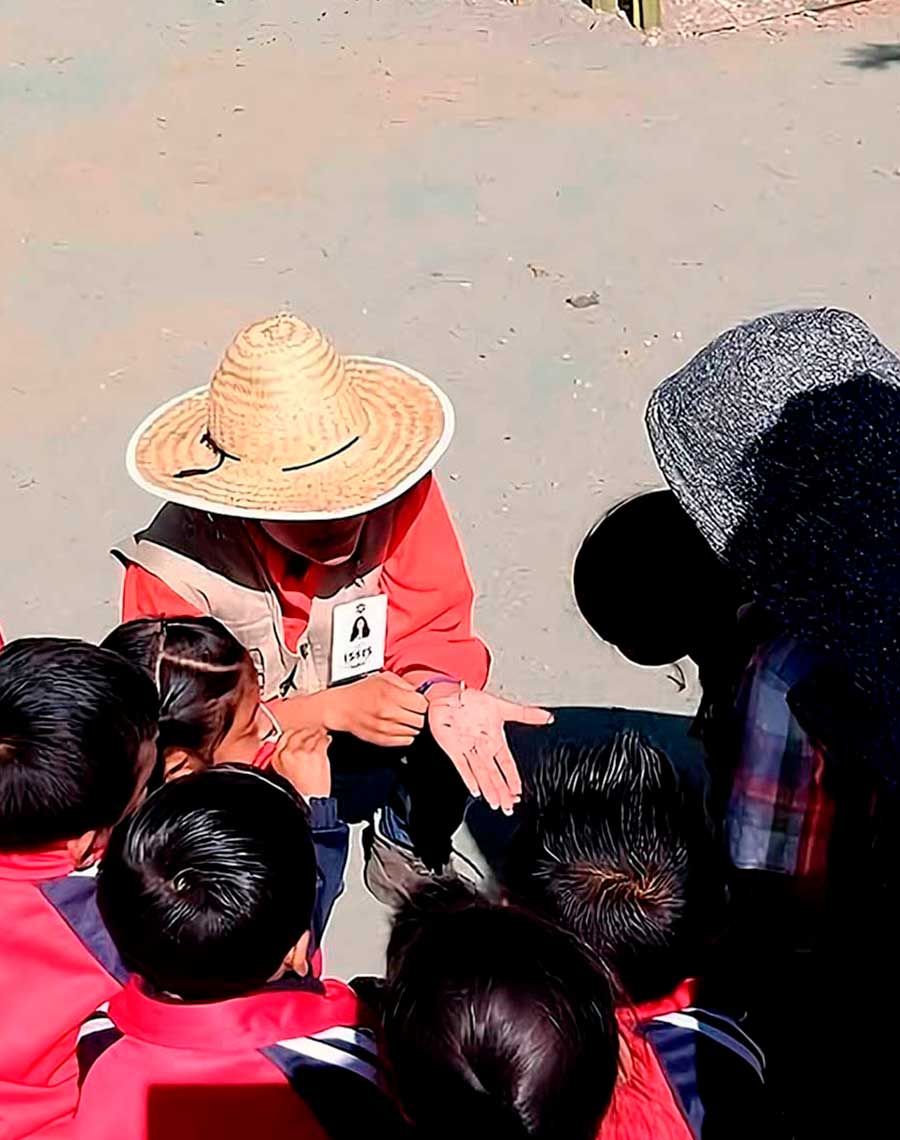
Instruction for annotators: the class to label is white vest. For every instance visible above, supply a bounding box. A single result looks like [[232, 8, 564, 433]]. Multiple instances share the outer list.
[[113, 504, 394, 701]]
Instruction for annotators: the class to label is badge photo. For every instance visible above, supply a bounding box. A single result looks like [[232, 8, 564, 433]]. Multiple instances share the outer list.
[[330, 595, 388, 684]]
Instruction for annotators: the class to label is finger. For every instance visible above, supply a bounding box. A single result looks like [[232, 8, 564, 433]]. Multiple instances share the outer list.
[[492, 739, 523, 803], [496, 699, 554, 727], [468, 748, 509, 813], [379, 724, 423, 741], [382, 709, 426, 732], [358, 728, 417, 748], [445, 748, 480, 798], [375, 733, 417, 748], [274, 733, 295, 762], [286, 729, 318, 750], [366, 723, 420, 747], [394, 692, 429, 716]]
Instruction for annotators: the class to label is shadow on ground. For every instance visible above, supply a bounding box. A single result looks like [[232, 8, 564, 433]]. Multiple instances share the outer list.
[[845, 43, 900, 70]]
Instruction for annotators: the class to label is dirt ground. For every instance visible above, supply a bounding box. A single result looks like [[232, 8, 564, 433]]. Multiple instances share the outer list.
[[3, 0, 900, 975]]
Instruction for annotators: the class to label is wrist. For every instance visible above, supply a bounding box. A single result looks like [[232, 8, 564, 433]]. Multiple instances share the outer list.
[[422, 680, 463, 704], [309, 687, 345, 733], [269, 690, 340, 733]]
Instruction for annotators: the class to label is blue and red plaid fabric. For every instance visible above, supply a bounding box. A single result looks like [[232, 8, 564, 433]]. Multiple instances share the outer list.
[[727, 637, 835, 879]]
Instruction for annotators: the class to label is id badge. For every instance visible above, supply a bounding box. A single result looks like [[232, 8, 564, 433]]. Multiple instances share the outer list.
[[330, 594, 388, 684]]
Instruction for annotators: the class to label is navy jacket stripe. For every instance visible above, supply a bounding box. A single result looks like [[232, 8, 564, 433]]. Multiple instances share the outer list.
[[682, 1008, 766, 1071], [262, 1042, 409, 1139], [642, 1022, 705, 1138], [40, 873, 130, 985], [77, 1024, 123, 1085]]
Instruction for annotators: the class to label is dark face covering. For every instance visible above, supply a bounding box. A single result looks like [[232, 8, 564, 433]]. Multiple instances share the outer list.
[[722, 376, 900, 782], [647, 309, 900, 782], [259, 516, 366, 565]]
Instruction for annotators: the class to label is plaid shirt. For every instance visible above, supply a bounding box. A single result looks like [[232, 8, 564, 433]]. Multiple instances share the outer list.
[[727, 636, 835, 879]]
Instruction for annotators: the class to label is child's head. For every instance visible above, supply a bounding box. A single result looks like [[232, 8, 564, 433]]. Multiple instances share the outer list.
[[383, 880, 618, 1140], [97, 766, 316, 1001], [101, 617, 268, 779], [0, 637, 159, 859], [573, 489, 740, 666], [505, 731, 724, 1005]]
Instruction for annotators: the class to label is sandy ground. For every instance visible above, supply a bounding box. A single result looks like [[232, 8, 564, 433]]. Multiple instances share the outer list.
[[3, 0, 900, 975]]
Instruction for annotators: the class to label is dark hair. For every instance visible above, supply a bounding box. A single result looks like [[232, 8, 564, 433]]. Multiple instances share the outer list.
[[573, 489, 741, 666], [0, 638, 159, 851], [97, 766, 316, 1001], [383, 879, 618, 1140], [101, 617, 253, 769], [505, 731, 725, 1004]]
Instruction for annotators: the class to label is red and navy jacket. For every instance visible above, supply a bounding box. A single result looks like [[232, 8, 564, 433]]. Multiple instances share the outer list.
[[74, 975, 407, 1140], [0, 797, 347, 1140], [0, 850, 126, 1140], [598, 982, 781, 1140]]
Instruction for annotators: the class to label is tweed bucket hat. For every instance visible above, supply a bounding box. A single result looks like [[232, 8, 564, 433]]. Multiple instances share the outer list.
[[127, 313, 454, 521], [645, 308, 900, 560]]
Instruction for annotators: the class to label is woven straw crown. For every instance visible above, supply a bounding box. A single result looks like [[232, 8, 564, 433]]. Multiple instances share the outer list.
[[207, 314, 370, 467]]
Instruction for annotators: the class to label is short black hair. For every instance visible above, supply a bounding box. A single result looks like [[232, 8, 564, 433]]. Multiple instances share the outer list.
[[101, 617, 253, 769], [573, 489, 739, 666], [506, 731, 725, 1004], [0, 638, 159, 851], [383, 879, 618, 1140], [98, 767, 317, 1001]]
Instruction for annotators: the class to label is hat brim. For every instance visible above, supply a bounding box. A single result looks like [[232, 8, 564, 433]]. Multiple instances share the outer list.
[[127, 356, 455, 521]]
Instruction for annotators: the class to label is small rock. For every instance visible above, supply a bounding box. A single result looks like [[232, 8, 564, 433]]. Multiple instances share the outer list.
[[566, 291, 601, 310]]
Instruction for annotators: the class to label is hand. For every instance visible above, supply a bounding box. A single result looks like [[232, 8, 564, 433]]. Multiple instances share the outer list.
[[272, 726, 332, 800], [321, 672, 428, 748], [428, 688, 552, 814]]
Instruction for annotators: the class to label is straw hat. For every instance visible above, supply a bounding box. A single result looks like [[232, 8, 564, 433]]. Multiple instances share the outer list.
[[127, 314, 454, 520]]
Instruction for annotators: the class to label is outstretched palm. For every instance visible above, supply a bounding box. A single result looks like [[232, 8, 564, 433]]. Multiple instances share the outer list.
[[428, 688, 552, 814]]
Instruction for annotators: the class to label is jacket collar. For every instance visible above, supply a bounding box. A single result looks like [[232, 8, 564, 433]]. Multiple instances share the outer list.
[[0, 843, 80, 882], [619, 979, 698, 1028], [109, 974, 366, 1051]]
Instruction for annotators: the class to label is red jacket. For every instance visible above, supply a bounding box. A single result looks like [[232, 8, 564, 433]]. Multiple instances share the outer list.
[[598, 983, 775, 1140], [74, 975, 403, 1140], [120, 475, 491, 691], [0, 851, 127, 1140]]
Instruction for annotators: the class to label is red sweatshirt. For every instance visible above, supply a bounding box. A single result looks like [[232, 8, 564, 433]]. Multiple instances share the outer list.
[[121, 475, 490, 690], [0, 851, 127, 1140], [74, 975, 404, 1140], [598, 982, 774, 1140]]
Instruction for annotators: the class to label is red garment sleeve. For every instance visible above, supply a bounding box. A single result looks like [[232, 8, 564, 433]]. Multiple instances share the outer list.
[[382, 476, 491, 690], [120, 563, 205, 622]]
